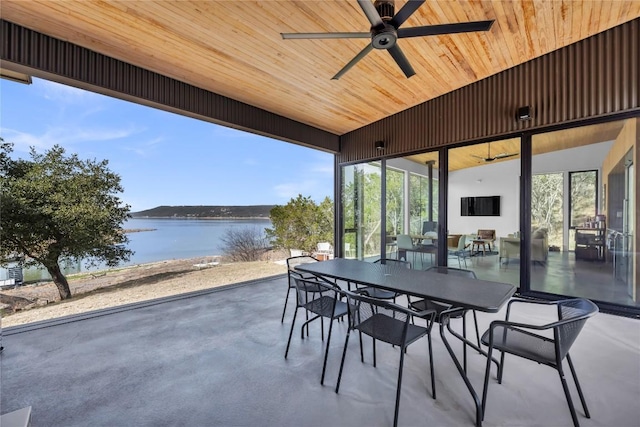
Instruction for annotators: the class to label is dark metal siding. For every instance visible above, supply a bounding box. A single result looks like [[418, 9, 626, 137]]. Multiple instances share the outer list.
[[339, 18, 640, 163], [0, 20, 340, 153]]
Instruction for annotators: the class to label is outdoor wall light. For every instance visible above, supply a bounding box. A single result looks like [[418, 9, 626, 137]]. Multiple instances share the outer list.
[[516, 106, 532, 121], [375, 140, 385, 150]]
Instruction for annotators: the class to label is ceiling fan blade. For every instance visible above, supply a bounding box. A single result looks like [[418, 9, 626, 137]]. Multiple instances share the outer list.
[[281, 32, 370, 40], [332, 43, 374, 80], [390, 0, 425, 28], [470, 155, 486, 160], [357, 0, 384, 28], [398, 20, 495, 38], [494, 153, 519, 159], [388, 45, 416, 78]]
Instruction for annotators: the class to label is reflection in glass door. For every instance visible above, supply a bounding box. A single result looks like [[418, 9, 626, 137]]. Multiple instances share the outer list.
[[387, 153, 439, 269], [447, 139, 521, 286], [341, 162, 382, 260], [385, 166, 404, 258], [531, 118, 638, 307]]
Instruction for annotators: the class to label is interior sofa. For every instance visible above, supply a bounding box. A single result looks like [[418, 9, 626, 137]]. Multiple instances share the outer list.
[[499, 228, 549, 266]]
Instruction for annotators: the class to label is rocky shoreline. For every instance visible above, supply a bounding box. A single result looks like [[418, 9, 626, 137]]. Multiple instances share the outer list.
[[0, 253, 288, 327]]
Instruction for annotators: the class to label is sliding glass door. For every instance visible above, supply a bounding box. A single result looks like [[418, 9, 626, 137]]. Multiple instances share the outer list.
[[447, 138, 521, 286], [337, 120, 638, 314], [341, 162, 382, 260], [530, 118, 638, 307]]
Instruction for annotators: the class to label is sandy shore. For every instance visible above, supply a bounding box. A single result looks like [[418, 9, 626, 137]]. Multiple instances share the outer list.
[[0, 255, 288, 328]]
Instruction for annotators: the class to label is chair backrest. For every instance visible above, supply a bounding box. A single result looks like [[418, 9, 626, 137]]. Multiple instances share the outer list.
[[374, 258, 412, 269], [317, 242, 332, 252], [477, 229, 496, 240], [554, 298, 599, 360], [8, 266, 23, 285], [342, 289, 412, 345], [396, 234, 413, 250], [286, 255, 318, 271], [286, 256, 319, 286], [457, 234, 467, 251], [426, 265, 477, 279], [422, 221, 437, 234], [292, 277, 336, 308]]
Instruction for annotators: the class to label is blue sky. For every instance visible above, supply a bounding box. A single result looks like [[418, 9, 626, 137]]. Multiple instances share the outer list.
[[0, 78, 334, 212]]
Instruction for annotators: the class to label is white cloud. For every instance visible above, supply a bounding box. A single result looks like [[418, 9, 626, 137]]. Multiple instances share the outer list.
[[121, 136, 164, 157], [273, 180, 323, 200], [37, 79, 102, 104], [309, 160, 334, 176], [1, 125, 140, 153], [210, 125, 251, 140]]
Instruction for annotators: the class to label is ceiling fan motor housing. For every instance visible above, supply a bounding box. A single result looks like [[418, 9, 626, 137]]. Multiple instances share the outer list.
[[374, 0, 395, 21], [372, 24, 398, 49], [371, 1, 397, 49]]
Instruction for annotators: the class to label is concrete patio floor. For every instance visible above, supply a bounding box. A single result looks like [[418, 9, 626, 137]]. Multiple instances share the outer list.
[[1, 275, 639, 427]]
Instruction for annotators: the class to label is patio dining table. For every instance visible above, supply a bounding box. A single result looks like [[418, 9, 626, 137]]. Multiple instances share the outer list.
[[295, 257, 516, 427]]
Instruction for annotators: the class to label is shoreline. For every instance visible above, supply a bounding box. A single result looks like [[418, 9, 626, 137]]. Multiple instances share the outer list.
[[0, 253, 288, 327], [130, 216, 271, 220]]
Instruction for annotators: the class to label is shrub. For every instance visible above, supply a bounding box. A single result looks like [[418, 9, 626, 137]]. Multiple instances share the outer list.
[[220, 227, 270, 262]]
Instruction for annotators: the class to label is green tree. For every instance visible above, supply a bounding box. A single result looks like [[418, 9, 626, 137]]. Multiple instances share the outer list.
[[532, 173, 564, 246], [0, 142, 133, 300], [342, 164, 382, 257], [265, 195, 333, 254]]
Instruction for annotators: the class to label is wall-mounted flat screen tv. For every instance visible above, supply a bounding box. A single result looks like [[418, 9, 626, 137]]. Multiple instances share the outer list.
[[461, 196, 501, 216]]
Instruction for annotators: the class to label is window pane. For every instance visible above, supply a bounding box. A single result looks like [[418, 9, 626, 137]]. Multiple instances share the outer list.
[[340, 162, 382, 260], [448, 138, 521, 287], [570, 170, 597, 227], [532, 173, 563, 250], [531, 119, 638, 308]]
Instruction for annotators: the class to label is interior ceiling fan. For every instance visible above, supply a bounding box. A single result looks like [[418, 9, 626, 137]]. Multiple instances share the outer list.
[[472, 143, 519, 162], [281, 0, 494, 80]]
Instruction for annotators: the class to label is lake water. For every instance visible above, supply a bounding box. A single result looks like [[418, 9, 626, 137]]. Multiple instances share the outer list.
[[2, 218, 272, 282], [122, 218, 272, 265]]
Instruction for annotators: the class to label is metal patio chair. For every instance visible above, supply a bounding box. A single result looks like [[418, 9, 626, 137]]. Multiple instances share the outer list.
[[481, 298, 599, 427], [354, 258, 412, 301], [282, 255, 320, 322], [407, 266, 481, 371], [284, 277, 348, 385], [335, 289, 437, 427]]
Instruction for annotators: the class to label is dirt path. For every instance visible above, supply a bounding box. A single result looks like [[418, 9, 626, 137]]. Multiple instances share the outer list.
[[1, 255, 288, 328]]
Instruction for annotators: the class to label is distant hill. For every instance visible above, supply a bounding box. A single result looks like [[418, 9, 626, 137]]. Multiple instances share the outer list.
[[131, 205, 275, 219]]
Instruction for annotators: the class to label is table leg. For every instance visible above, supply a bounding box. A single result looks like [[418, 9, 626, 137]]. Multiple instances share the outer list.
[[439, 308, 501, 427]]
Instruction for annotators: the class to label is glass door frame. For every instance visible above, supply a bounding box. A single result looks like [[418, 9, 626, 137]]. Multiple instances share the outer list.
[[335, 113, 639, 317]]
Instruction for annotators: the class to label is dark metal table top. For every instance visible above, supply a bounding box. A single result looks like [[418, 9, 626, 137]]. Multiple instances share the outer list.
[[295, 258, 515, 313]]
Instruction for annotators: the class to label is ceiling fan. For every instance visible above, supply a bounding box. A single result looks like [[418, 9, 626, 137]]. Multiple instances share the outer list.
[[472, 143, 519, 162], [281, 0, 494, 80]]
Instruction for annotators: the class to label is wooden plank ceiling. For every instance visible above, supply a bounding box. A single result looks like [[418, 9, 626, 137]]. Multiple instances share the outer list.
[[406, 119, 626, 170], [2, 1, 639, 135]]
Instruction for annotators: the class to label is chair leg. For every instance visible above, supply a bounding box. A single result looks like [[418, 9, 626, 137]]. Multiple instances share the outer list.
[[481, 343, 494, 420], [566, 354, 591, 418], [359, 331, 365, 363], [335, 330, 352, 393], [393, 345, 407, 427], [462, 314, 468, 373], [472, 310, 481, 348], [285, 308, 299, 359], [498, 351, 506, 383], [427, 333, 436, 399], [372, 338, 377, 367], [557, 361, 581, 427], [321, 317, 336, 385], [281, 286, 291, 323]]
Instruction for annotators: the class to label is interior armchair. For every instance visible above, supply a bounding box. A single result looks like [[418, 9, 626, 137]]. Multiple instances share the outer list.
[[476, 229, 496, 251], [499, 228, 549, 267]]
